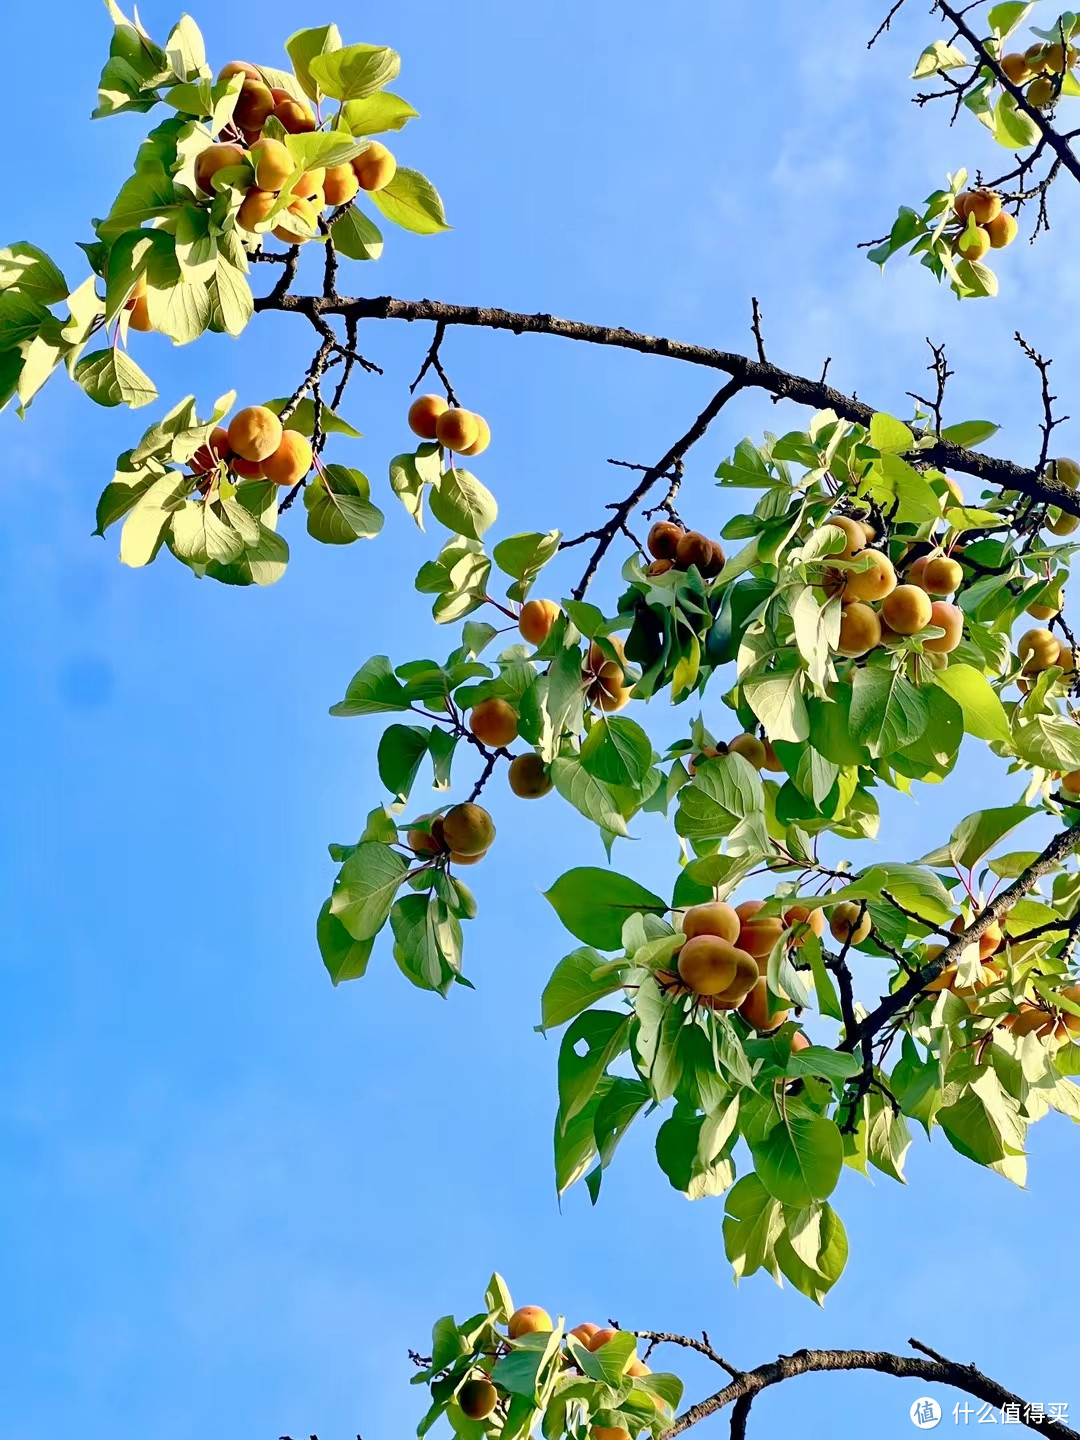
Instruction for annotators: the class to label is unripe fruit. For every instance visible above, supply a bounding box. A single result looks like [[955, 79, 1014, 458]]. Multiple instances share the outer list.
[[250, 138, 293, 192], [585, 1327, 619, 1351], [843, 549, 896, 603], [263, 429, 313, 487], [784, 904, 826, 945], [237, 188, 278, 231], [827, 514, 867, 557], [648, 521, 683, 559], [449, 849, 488, 866], [677, 935, 742, 996], [228, 405, 283, 463], [985, 211, 1018, 249], [436, 408, 481, 453], [353, 140, 397, 192], [408, 393, 448, 440], [1048, 457, 1080, 491], [469, 698, 519, 747], [836, 601, 882, 657], [951, 914, 1002, 960], [956, 226, 991, 262], [1018, 627, 1061, 673], [442, 803, 495, 857], [682, 902, 741, 945], [1027, 600, 1058, 620], [323, 163, 361, 208], [923, 601, 964, 654], [1028, 74, 1057, 106], [922, 557, 963, 595], [459, 415, 491, 458], [195, 142, 247, 194], [739, 978, 789, 1032], [1057, 645, 1075, 675], [192, 425, 231, 473], [508, 1306, 552, 1339], [518, 599, 560, 646], [508, 753, 552, 798], [272, 197, 319, 242], [234, 79, 274, 132], [830, 902, 871, 946], [1049, 509, 1080, 536], [881, 584, 933, 635], [272, 97, 316, 132], [675, 530, 714, 573], [459, 1379, 498, 1420], [727, 733, 767, 768], [1000, 52, 1033, 84], [956, 189, 1001, 225], [218, 61, 263, 84]]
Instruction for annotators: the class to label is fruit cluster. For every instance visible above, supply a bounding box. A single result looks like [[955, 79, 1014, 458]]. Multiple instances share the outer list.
[[454, 1304, 661, 1437], [825, 515, 964, 661], [1014, 626, 1075, 693], [408, 394, 491, 457], [1000, 40, 1077, 107], [191, 404, 313, 486], [644, 520, 725, 579], [408, 802, 496, 867], [194, 61, 397, 245], [947, 188, 1018, 264], [689, 732, 784, 774]]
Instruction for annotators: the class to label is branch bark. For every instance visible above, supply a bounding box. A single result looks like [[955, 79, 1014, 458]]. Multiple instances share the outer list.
[[661, 1338, 1078, 1439], [254, 291, 1079, 513]]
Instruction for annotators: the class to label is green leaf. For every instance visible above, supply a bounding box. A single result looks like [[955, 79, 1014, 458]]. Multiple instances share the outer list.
[[723, 1174, 782, 1281], [540, 947, 628, 1030], [869, 412, 915, 454], [743, 662, 809, 744], [285, 23, 343, 101], [317, 899, 375, 985], [429, 467, 497, 539], [784, 1046, 861, 1082], [867, 1095, 911, 1182], [331, 842, 409, 942], [118, 471, 191, 567], [305, 464, 384, 544], [0, 242, 68, 304], [988, 3, 1033, 40], [266, 396, 362, 439], [330, 655, 410, 717], [993, 91, 1041, 149], [674, 754, 766, 848], [214, 258, 253, 336], [543, 868, 666, 950], [919, 805, 1036, 871], [391, 893, 462, 994], [932, 664, 1011, 743], [492, 530, 561, 582], [377, 725, 430, 804], [551, 757, 630, 837], [753, 1116, 843, 1206], [342, 91, 419, 134], [557, 1010, 630, 1125], [308, 42, 401, 101], [330, 206, 384, 261], [580, 717, 653, 789], [849, 666, 929, 758], [74, 347, 158, 409], [370, 167, 450, 235], [941, 419, 999, 447]]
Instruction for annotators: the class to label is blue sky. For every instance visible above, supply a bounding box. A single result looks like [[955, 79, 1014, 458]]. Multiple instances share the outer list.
[[1, 2, 1078, 1437]]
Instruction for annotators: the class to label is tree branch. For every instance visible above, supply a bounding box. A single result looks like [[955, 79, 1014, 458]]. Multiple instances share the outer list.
[[663, 1339, 1079, 1439], [253, 291, 1080, 513]]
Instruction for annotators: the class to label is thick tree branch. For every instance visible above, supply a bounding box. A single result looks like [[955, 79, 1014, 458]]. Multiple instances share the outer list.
[[663, 1339, 1079, 1439], [254, 290, 1080, 513], [845, 820, 1080, 1051]]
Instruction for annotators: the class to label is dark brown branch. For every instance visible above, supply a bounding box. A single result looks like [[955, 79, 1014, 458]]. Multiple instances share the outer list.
[[252, 291, 1080, 514], [663, 1339, 1079, 1439], [409, 320, 460, 403], [564, 377, 744, 600], [845, 820, 1080, 1051], [869, 0, 911, 48], [634, 1330, 741, 1380]]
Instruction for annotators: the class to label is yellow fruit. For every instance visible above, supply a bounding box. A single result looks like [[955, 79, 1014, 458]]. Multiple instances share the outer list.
[[271, 97, 316, 133], [442, 803, 495, 857], [408, 394, 448, 440], [194, 142, 247, 194], [436, 408, 481, 453], [459, 415, 491, 458], [682, 902, 741, 944], [836, 601, 882, 657], [128, 294, 152, 331], [830, 902, 871, 946], [881, 584, 933, 635], [678, 936, 743, 996], [507, 1306, 552, 1339], [508, 753, 552, 798], [923, 601, 964, 654], [233, 79, 274, 132], [323, 163, 360, 207], [251, 137, 293, 191], [218, 61, 263, 84], [784, 904, 826, 946], [922, 557, 963, 596], [843, 550, 897, 603], [951, 914, 1002, 961], [738, 978, 789, 1032], [1018, 627, 1061, 673], [727, 733, 767, 768], [353, 140, 397, 192], [272, 197, 319, 242], [647, 521, 683, 559], [956, 189, 1001, 225], [827, 514, 868, 557], [459, 1379, 497, 1421], [1048, 457, 1080, 491], [1028, 75, 1057, 106], [469, 698, 519, 747], [263, 429, 313, 486], [1000, 52, 1034, 84], [985, 211, 1018, 248], [519, 599, 560, 646], [236, 188, 277, 231], [228, 405, 283, 463], [1049, 510, 1080, 536], [956, 226, 991, 263]]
